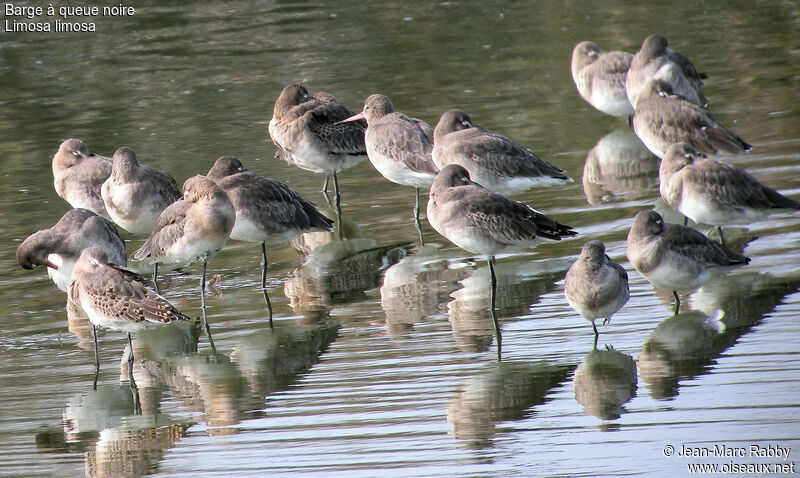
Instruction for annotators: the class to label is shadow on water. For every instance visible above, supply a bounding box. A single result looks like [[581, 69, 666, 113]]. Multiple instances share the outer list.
[[637, 271, 800, 400], [447, 361, 576, 449]]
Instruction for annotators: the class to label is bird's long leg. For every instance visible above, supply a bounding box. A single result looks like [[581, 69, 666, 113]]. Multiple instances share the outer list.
[[683, 216, 688, 226], [414, 188, 425, 246], [673, 290, 681, 315], [126, 332, 135, 379], [717, 226, 727, 247], [152, 263, 159, 294], [333, 170, 341, 211], [333, 171, 344, 240], [200, 260, 216, 352], [592, 322, 599, 349], [489, 256, 502, 362], [261, 242, 274, 329], [92, 324, 100, 390], [126, 332, 141, 414], [322, 174, 330, 194]]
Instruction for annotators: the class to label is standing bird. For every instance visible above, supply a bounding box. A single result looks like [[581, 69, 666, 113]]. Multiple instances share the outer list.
[[68, 247, 192, 380], [428, 164, 577, 356], [626, 210, 749, 315], [564, 240, 630, 344], [571, 41, 635, 118], [206, 156, 334, 326], [339, 94, 439, 240], [659, 143, 799, 245], [268, 83, 367, 207], [52, 139, 112, 219], [632, 79, 751, 159], [17, 208, 126, 292], [101, 147, 181, 234], [131, 175, 235, 331], [432, 110, 571, 194], [625, 34, 707, 108]]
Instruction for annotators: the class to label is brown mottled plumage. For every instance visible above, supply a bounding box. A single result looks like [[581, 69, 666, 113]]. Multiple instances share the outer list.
[[69, 247, 192, 375], [70, 248, 191, 331]]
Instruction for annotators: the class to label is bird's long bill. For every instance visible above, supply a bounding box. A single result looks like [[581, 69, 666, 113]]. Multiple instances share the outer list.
[[45, 259, 59, 270], [336, 111, 366, 125]]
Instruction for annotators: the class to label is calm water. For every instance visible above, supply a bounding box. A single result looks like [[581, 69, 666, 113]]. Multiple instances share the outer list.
[[2, 1, 800, 476]]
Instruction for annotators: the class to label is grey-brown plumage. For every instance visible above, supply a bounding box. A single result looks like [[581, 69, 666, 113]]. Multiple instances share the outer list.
[[432, 110, 570, 194], [428, 164, 577, 256], [626, 34, 707, 108], [268, 83, 367, 198], [632, 79, 751, 159], [131, 175, 234, 267], [132, 175, 234, 330], [207, 156, 333, 242], [660, 142, 799, 230], [626, 210, 749, 314], [340, 94, 438, 228], [564, 240, 629, 338], [16, 208, 126, 292], [430, 163, 577, 355], [101, 147, 181, 234], [52, 139, 112, 219], [350, 94, 438, 183], [571, 41, 634, 117], [207, 155, 334, 324]]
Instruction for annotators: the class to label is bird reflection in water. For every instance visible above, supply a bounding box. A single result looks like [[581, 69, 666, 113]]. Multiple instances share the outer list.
[[573, 345, 637, 420], [448, 260, 567, 356], [379, 246, 465, 337], [638, 271, 800, 400], [143, 320, 339, 434], [35, 381, 191, 477], [230, 321, 341, 405], [582, 128, 659, 205], [285, 221, 410, 318], [447, 362, 574, 448]]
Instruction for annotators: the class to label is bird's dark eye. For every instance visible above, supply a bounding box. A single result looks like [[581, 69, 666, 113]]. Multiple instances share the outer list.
[[461, 120, 471, 128], [72, 151, 80, 157], [237, 166, 243, 171], [302, 94, 309, 100], [461, 177, 468, 183]]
